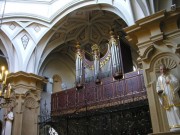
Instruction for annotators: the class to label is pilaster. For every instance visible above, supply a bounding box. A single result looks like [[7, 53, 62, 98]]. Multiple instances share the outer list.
[[52, 74, 62, 93], [7, 71, 46, 135], [124, 8, 180, 133]]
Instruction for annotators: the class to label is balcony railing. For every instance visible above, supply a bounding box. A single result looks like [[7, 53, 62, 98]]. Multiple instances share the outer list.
[[51, 70, 147, 116]]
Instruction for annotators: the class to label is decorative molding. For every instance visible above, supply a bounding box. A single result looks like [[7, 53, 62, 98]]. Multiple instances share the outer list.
[[140, 45, 155, 61], [0, 98, 16, 108], [21, 34, 29, 49], [8, 71, 47, 82], [154, 57, 177, 73], [6, 0, 56, 4], [25, 97, 38, 109], [9, 23, 16, 30], [150, 32, 164, 43], [175, 44, 180, 58], [34, 25, 41, 32], [14, 89, 29, 95]]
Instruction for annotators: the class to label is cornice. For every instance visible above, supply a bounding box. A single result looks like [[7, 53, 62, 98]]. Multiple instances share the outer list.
[[124, 10, 165, 34], [124, 8, 180, 35], [7, 71, 47, 83], [6, 0, 57, 4], [136, 10, 165, 26], [124, 8, 180, 49], [123, 24, 140, 34]]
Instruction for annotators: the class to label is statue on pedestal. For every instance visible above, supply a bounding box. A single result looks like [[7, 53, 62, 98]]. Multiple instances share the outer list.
[[2, 106, 14, 135], [156, 64, 180, 131]]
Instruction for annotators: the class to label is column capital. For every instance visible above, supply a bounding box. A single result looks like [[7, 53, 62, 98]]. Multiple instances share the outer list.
[[8, 71, 47, 93], [6, 71, 47, 135]]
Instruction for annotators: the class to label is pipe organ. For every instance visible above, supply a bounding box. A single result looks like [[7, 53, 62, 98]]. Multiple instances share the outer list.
[[108, 31, 123, 80], [75, 31, 133, 89], [91, 44, 101, 84], [75, 42, 84, 89]]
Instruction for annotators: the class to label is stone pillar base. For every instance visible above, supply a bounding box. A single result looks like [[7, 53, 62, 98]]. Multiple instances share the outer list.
[[149, 131, 180, 135]]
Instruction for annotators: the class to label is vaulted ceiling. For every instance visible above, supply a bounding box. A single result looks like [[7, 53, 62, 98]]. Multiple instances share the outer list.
[[48, 8, 127, 61]]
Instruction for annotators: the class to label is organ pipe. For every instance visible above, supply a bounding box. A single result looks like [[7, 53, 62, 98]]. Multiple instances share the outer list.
[[109, 31, 123, 80], [75, 42, 84, 89], [91, 44, 101, 84]]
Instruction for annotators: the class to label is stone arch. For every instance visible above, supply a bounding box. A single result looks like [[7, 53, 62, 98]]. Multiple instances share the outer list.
[[39, 52, 76, 75], [50, 1, 133, 27], [36, 1, 133, 74], [0, 30, 16, 72], [0, 16, 51, 73]]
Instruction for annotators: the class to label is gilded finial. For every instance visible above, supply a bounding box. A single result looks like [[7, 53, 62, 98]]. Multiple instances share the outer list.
[[109, 30, 115, 38], [91, 44, 99, 52], [76, 42, 81, 49]]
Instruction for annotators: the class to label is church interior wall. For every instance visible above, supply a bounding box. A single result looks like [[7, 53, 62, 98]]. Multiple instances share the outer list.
[[124, 7, 180, 133], [42, 59, 75, 89], [0, 0, 179, 135]]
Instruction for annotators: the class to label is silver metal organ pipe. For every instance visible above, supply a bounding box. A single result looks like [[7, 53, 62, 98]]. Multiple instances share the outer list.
[[92, 44, 100, 80], [75, 42, 83, 84]]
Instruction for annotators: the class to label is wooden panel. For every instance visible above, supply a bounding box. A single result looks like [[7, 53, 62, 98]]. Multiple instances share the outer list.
[[86, 86, 95, 104], [77, 89, 85, 107], [103, 83, 113, 100], [96, 85, 103, 101], [58, 92, 67, 110], [51, 71, 147, 115], [67, 89, 76, 108], [114, 80, 124, 97]]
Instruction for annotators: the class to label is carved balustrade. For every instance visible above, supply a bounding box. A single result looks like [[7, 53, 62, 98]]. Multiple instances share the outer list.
[[51, 71, 147, 115]]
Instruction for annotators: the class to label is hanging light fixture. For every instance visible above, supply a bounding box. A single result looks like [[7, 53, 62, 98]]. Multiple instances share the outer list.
[[0, 66, 12, 101]]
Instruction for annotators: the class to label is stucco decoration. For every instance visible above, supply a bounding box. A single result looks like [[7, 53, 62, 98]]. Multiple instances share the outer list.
[[9, 23, 16, 30], [1, 98, 16, 109], [21, 34, 29, 49], [140, 45, 155, 61], [25, 97, 39, 109], [154, 57, 177, 73], [34, 25, 41, 32], [0, 89, 17, 109]]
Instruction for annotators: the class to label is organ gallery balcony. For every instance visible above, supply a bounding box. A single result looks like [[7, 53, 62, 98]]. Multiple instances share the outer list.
[[51, 70, 147, 116]]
